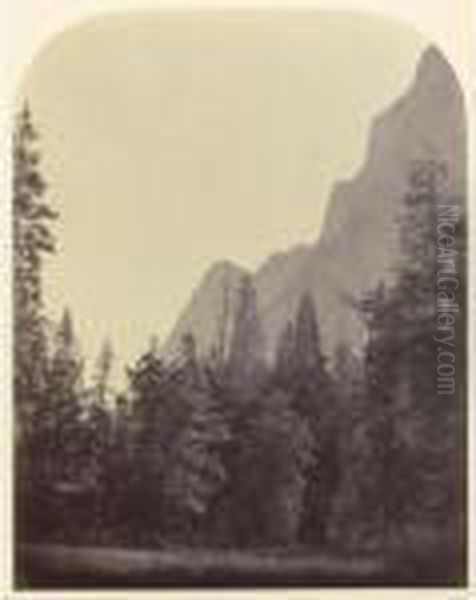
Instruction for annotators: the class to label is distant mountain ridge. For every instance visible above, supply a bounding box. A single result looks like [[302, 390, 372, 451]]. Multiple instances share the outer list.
[[164, 46, 466, 362]]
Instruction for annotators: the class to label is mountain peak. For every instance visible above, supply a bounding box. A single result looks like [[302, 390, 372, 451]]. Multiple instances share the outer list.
[[419, 45, 450, 70], [415, 45, 462, 95], [163, 259, 249, 359], [204, 259, 249, 284]]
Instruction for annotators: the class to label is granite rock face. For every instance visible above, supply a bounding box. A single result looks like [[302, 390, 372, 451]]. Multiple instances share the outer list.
[[165, 46, 466, 362]]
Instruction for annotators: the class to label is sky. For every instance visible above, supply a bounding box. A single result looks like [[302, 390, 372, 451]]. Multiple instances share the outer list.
[[21, 12, 426, 385]]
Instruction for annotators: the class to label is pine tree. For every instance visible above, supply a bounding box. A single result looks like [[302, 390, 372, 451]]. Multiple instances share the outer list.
[[13, 103, 61, 544], [126, 337, 182, 541], [97, 392, 133, 544], [295, 293, 338, 544], [162, 333, 231, 544], [341, 159, 466, 554], [227, 274, 265, 393], [294, 293, 327, 376], [379, 161, 451, 541], [232, 389, 314, 547], [93, 338, 114, 406], [392, 160, 465, 557], [272, 292, 338, 545], [128, 338, 167, 476], [332, 343, 363, 405], [48, 309, 83, 407], [163, 389, 230, 542], [87, 398, 112, 543], [329, 283, 394, 550], [46, 308, 84, 483], [274, 319, 297, 389], [13, 102, 57, 437]]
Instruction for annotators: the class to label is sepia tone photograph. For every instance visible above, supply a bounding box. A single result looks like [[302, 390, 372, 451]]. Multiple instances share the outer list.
[[12, 10, 467, 589]]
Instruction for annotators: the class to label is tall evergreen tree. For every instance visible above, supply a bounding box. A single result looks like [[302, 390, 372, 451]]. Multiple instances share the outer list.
[[294, 293, 338, 544], [161, 333, 231, 544], [274, 319, 297, 389], [340, 159, 466, 555], [46, 308, 84, 483], [48, 309, 83, 407], [93, 338, 114, 406], [13, 103, 57, 436], [391, 160, 465, 558], [294, 293, 327, 376], [231, 389, 314, 547], [272, 292, 338, 545], [126, 337, 168, 539], [227, 274, 265, 392]]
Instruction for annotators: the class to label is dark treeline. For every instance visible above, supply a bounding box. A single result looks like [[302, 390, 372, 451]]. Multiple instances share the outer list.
[[14, 105, 466, 563]]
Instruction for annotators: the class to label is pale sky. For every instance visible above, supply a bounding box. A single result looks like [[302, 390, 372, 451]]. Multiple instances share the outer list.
[[21, 12, 427, 384]]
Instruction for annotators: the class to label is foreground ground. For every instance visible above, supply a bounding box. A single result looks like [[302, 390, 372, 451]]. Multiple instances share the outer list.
[[16, 543, 465, 588]]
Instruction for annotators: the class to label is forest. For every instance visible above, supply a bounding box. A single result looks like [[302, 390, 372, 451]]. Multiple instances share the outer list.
[[14, 103, 467, 585]]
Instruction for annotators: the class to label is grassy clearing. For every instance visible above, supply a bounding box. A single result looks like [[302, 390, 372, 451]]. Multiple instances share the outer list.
[[17, 543, 388, 587]]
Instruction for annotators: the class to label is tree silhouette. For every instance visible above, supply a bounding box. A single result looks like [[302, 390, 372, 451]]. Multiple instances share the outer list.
[[227, 274, 266, 393], [13, 102, 57, 438]]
